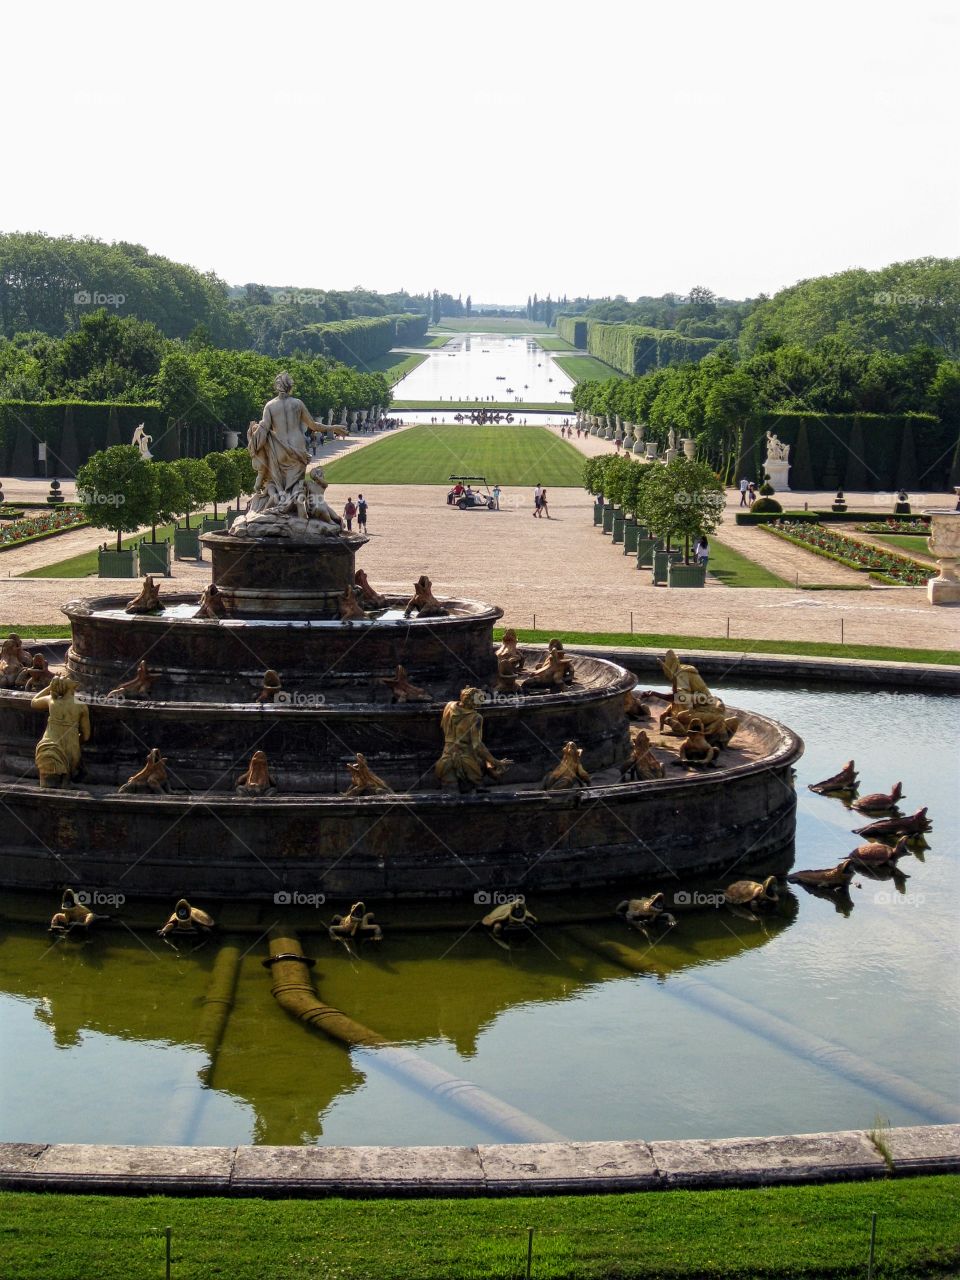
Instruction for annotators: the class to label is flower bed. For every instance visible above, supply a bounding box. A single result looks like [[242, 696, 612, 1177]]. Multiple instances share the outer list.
[[762, 521, 930, 586], [855, 518, 931, 535], [0, 508, 88, 549]]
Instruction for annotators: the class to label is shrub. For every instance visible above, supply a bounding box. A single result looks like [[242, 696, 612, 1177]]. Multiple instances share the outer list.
[[758, 481, 775, 496], [750, 497, 782, 514]]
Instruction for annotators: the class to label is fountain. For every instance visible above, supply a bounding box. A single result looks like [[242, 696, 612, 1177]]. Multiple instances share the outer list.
[[0, 375, 803, 900]]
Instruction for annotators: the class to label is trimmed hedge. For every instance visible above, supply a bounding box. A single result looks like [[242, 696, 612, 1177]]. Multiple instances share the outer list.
[[741, 411, 952, 491], [0, 401, 166, 476], [735, 508, 925, 525], [556, 316, 588, 349], [584, 322, 718, 376], [393, 313, 430, 346], [281, 314, 426, 364]]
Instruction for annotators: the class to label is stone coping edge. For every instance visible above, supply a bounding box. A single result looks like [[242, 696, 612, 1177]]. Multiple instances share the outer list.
[[0, 1126, 957, 1199], [565, 645, 960, 690]]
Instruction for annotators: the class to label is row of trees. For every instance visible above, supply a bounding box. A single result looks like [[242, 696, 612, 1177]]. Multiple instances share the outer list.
[[581, 454, 725, 560], [75, 444, 256, 551]]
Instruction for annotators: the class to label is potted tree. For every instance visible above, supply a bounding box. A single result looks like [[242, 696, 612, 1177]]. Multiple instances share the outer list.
[[138, 461, 186, 576], [225, 446, 256, 523], [639, 458, 724, 586], [76, 445, 157, 579], [172, 457, 215, 559], [202, 451, 240, 531]]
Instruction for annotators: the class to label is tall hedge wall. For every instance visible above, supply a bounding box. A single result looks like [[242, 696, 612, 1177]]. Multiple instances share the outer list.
[[393, 313, 430, 345], [742, 412, 951, 491], [0, 401, 167, 476], [585, 323, 718, 375], [557, 317, 588, 349], [283, 314, 426, 365]]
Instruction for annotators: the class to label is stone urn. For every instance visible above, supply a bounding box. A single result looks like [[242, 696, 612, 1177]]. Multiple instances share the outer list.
[[923, 509, 960, 604]]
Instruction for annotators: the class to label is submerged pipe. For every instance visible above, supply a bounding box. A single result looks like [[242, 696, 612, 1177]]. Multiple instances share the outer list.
[[566, 926, 958, 1125], [267, 930, 564, 1143], [196, 941, 243, 1085]]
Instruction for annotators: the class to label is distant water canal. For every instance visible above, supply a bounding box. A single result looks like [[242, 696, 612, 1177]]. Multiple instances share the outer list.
[[394, 333, 575, 406]]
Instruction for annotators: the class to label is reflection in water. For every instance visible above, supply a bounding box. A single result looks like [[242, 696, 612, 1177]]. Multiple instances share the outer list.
[[394, 334, 575, 404], [0, 682, 957, 1146]]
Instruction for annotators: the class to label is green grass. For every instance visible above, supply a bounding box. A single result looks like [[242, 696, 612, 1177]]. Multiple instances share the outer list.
[[360, 351, 429, 383], [392, 399, 569, 412], [499, 628, 960, 666], [413, 333, 452, 348], [22, 517, 212, 578], [535, 335, 577, 351], [553, 354, 626, 382], [323, 425, 584, 486], [707, 538, 792, 588], [434, 317, 557, 333], [871, 534, 936, 558], [1, 1178, 957, 1278], [0, 623, 71, 638]]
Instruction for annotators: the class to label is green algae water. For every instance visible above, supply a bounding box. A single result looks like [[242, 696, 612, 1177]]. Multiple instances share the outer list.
[[1, 682, 957, 1146]]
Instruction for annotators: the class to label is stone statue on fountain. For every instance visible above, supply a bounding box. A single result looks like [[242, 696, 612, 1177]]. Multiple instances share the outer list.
[[231, 372, 347, 540]]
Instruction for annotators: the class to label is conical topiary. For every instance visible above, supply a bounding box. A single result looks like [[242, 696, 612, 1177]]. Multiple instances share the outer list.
[[789, 420, 815, 490], [843, 418, 869, 491]]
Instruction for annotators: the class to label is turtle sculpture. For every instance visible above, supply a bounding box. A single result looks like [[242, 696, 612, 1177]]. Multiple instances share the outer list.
[[403, 575, 448, 619], [615, 893, 677, 931], [338, 586, 366, 622], [236, 750, 277, 796], [342, 753, 393, 797], [853, 807, 931, 839], [723, 876, 779, 910], [618, 730, 664, 781], [851, 781, 903, 814], [542, 740, 590, 790], [381, 664, 429, 704], [675, 719, 720, 767], [107, 659, 154, 700], [329, 901, 382, 943], [118, 747, 172, 795], [482, 898, 538, 937], [157, 898, 215, 937], [197, 583, 227, 619], [808, 760, 859, 795], [849, 836, 912, 870], [256, 669, 282, 704], [354, 569, 386, 608], [124, 575, 162, 615], [49, 888, 101, 933], [787, 859, 857, 890]]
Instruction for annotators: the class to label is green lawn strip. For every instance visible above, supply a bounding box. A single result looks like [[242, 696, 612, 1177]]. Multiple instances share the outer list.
[[706, 538, 792, 588], [22, 513, 216, 578], [323, 425, 584, 486], [433, 318, 557, 333], [360, 351, 429, 383], [0, 624, 71, 638], [414, 333, 452, 348], [553, 354, 626, 382], [535, 335, 577, 351], [392, 399, 569, 412], [498, 628, 960, 666], [869, 534, 936, 559], [1, 1177, 956, 1279]]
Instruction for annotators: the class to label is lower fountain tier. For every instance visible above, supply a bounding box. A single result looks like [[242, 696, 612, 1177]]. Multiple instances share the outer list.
[[0, 709, 802, 898], [0, 654, 634, 789], [200, 530, 367, 619], [63, 594, 503, 699]]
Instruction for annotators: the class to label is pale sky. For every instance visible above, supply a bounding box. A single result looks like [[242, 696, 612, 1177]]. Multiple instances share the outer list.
[[4, 0, 957, 303]]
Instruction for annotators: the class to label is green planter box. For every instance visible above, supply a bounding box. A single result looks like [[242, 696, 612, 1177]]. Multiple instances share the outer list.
[[201, 515, 228, 532], [174, 526, 201, 560], [668, 562, 707, 588], [593, 503, 604, 526], [138, 538, 172, 576], [623, 524, 640, 554], [601, 505, 616, 534], [652, 549, 682, 584], [636, 536, 659, 568], [98, 546, 139, 579], [612, 512, 625, 544]]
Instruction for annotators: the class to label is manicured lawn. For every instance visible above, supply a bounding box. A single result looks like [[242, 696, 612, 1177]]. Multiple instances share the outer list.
[[535, 335, 577, 351], [323, 425, 584, 487], [500, 628, 960, 666], [416, 333, 453, 348], [22, 516, 214, 578], [707, 538, 792, 588], [0, 623, 71, 638], [553, 354, 625, 382], [361, 351, 428, 383], [392, 399, 569, 412], [434, 317, 557, 333], [1, 1177, 957, 1278], [871, 533, 936, 559]]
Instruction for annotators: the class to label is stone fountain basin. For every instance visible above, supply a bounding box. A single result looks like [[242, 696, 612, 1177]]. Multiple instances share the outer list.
[[0, 707, 802, 899]]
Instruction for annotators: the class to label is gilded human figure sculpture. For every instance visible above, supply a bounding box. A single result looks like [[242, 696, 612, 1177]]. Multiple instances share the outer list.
[[650, 649, 738, 746], [435, 687, 511, 792], [31, 676, 91, 788]]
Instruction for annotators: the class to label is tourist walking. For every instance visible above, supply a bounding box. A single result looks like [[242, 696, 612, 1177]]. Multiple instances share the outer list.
[[491, 484, 501, 510], [539, 487, 551, 519], [533, 483, 542, 517], [356, 493, 368, 533], [747, 481, 757, 505], [343, 497, 357, 532], [694, 535, 709, 566], [739, 477, 749, 507]]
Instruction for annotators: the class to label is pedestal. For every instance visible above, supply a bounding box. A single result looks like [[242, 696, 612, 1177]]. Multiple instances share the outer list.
[[923, 508, 960, 605], [764, 459, 791, 491]]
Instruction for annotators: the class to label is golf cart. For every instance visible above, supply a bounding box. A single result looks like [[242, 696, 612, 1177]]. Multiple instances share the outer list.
[[447, 476, 497, 510]]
